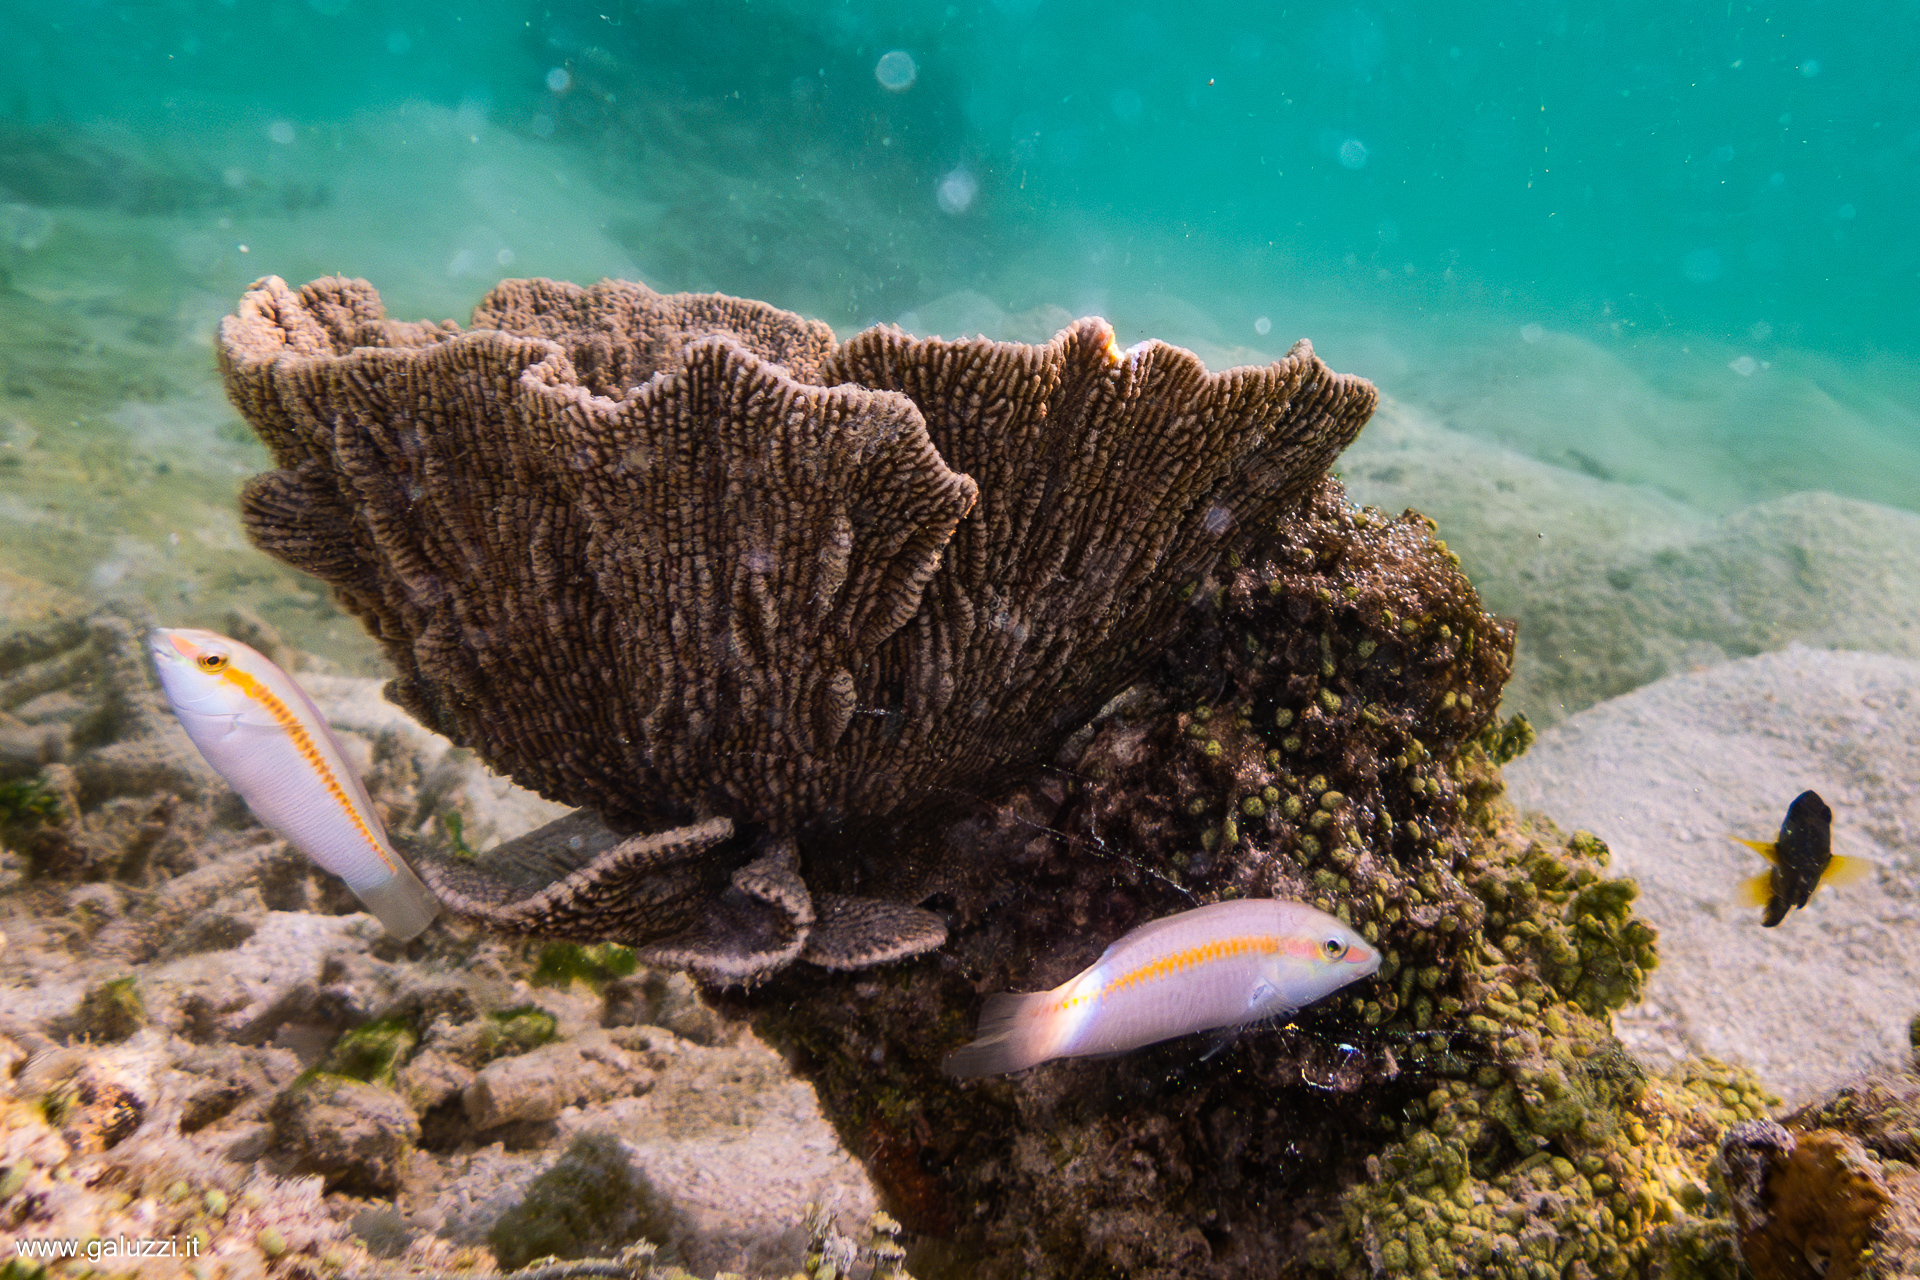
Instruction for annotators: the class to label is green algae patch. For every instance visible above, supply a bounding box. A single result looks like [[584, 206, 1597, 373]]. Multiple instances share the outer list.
[[321, 1013, 419, 1088], [0, 773, 61, 826], [73, 976, 146, 1043], [533, 941, 640, 991], [487, 1005, 560, 1056]]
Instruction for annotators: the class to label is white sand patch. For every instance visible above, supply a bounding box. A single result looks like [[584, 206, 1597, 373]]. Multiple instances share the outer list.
[[1506, 646, 1920, 1104]]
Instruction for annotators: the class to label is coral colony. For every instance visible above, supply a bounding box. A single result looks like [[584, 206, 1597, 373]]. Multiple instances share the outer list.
[[208, 275, 1800, 1278]]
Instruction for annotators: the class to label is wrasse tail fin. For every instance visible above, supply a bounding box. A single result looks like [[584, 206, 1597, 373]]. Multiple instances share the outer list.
[[1736, 872, 1774, 908], [352, 861, 441, 940], [944, 990, 1056, 1079], [1733, 838, 1778, 863]]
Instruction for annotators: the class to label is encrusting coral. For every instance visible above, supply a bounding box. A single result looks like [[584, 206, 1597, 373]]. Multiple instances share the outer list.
[[217, 274, 1375, 982]]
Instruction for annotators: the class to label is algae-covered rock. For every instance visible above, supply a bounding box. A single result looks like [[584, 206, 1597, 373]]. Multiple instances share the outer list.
[[1716, 1064, 1920, 1279], [461, 1026, 666, 1131], [267, 1072, 419, 1194], [487, 1130, 678, 1271]]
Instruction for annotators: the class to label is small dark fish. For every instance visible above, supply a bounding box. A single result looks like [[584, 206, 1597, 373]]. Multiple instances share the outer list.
[[1733, 790, 1868, 927]]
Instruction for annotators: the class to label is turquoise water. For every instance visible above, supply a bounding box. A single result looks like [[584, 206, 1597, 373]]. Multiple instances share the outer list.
[[4, 2, 1920, 1267], [1, 0, 1916, 708]]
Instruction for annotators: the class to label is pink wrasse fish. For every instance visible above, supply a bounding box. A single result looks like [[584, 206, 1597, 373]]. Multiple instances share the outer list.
[[149, 627, 440, 940], [944, 898, 1380, 1078]]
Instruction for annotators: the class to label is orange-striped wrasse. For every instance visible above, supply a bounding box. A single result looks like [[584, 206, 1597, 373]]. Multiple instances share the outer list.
[[1734, 789, 1870, 927], [944, 899, 1380, 1078], [149, 627, 440, 940]]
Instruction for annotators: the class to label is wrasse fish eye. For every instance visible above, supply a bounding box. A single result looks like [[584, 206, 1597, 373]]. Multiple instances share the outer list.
[[945, 898, 1381, 1078], [149, 626, 440, 940]]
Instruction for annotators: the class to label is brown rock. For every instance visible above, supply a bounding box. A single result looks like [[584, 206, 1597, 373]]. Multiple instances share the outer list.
[[267, 1073, 419, 1195]]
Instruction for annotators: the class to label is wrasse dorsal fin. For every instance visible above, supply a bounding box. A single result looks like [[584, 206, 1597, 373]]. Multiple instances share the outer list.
[[1732, 837, 1778, 864]]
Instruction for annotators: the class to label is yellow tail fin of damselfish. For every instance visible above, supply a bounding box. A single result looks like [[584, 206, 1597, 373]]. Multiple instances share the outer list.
[[1737, 872, 1775, 907]]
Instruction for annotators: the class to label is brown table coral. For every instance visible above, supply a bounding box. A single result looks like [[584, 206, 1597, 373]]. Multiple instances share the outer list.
[[217, 274, 1374, 982]]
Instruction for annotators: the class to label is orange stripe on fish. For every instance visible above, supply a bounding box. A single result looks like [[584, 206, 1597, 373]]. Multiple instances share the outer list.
[[213, 660, 397, 875]]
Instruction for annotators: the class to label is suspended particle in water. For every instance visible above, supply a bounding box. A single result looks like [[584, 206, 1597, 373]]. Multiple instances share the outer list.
[[387, 30, 412, 55], [875, 50, 918, 92], [530, 114, 555, 138], [1800, 59, 1821, 77], [546, 67, 572, 93], [1338, 138, 1368, 169], [269, 120, 296, 145], [937, 168, 977, 215], [1750, 320, 1773, 342], [1520, 324, 1544, 344], [1837, 203, 1856, 220], [1728, 355, 1758, 377], [497, 248, 516, 266], [1254, 316, 1272, 336], [1203, 504, 1233, 535]]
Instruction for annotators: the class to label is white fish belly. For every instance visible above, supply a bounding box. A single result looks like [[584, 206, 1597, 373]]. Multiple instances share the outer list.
[[176, 709, 400, 891], [1054, 953, 1277, 1059]]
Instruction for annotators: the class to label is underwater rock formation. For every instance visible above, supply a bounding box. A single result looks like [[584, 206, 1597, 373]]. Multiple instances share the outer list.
[[217, 273, 1375, 981], [1718, 1060, 1920, 1280], [723, 482, 1758, 1279]]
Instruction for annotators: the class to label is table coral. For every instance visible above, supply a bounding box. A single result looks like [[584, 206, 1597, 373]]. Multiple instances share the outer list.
[[216, 274, 1375, 983]]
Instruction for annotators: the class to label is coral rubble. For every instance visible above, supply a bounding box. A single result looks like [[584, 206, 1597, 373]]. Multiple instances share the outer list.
[[0, 606, 876, 1277]]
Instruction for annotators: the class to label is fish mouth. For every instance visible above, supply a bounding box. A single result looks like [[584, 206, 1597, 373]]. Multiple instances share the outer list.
[[147, 628, 190, 665]]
